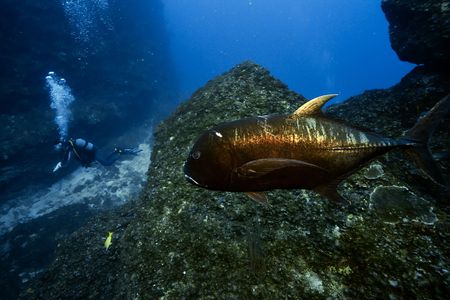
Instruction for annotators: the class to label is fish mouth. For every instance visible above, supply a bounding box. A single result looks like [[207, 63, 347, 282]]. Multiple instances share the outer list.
[[184, 174, 201, 186]]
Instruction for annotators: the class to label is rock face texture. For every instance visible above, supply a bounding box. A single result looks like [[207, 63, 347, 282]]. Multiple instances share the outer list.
[[24, 62, 450, 299], [22, 0, 450, 299], [381, 0, 450, 67]]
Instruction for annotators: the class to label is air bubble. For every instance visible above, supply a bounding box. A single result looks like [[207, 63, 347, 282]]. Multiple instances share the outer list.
[[46, 72, 75, 141]]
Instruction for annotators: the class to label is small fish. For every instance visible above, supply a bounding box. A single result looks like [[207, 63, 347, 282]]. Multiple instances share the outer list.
[[184, 94, 450, 205], [104, 232, 113, 250]]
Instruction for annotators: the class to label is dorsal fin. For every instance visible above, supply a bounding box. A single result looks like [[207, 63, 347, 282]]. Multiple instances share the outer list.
[[291, 94, 338, 117]]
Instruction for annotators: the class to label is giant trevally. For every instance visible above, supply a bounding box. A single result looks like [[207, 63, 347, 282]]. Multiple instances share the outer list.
[[184, 94, 450, 205]]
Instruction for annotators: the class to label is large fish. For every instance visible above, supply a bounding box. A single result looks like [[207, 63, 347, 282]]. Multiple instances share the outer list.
[[184, 94, 450, 205]]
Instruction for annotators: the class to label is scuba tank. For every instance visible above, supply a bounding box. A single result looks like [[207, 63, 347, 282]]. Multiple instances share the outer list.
[[71, 138, 96, 166], [75, 138, 94, 152]]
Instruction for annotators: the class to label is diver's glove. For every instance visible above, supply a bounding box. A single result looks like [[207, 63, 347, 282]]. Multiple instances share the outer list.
[[53, 162, 62, 172]]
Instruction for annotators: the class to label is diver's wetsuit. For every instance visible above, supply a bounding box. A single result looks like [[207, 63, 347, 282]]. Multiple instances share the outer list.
[[53, 138, 140, 172]]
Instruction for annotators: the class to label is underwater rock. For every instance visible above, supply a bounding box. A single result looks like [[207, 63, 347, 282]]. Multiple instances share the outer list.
[[381, 0, 450, 67], [0, 203, 96, 299], [369, 185, 437, 224], [301, 271, 324, 294], [364, 163, 385, 180], [25, 61, 450, 299]]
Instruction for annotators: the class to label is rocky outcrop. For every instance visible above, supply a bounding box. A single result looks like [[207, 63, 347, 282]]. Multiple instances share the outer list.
[[381, 0, 450, 67], [24, 62, 450, 299]]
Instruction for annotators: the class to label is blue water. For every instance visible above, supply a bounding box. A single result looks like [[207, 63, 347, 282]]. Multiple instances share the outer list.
[[164, 0, 414, 102]]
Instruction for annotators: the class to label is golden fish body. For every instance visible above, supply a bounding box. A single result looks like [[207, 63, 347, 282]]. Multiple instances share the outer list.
[[209, 113, 398, 191], [184, 94, 449, 203]]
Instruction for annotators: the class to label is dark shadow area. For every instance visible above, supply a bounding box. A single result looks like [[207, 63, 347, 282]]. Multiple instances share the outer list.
[[0, 203, 96, 299]]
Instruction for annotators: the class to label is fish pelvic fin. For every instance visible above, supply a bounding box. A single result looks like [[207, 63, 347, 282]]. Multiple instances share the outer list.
[[314, 181, 346, 204], [403, 94, 450, 186], [245, 192, 270, 207], [291, 94, 338, 118]]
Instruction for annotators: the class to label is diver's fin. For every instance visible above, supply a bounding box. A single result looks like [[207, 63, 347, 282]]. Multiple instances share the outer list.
[[291, 94, 338, 118], [245, 192, 269, 206], [403, 94, 450, 185], [237, 158, 326, 179]]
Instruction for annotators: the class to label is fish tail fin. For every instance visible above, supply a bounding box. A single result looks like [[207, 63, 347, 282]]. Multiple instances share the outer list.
[[403, 146, 445, 185], [403, 94, 450, 185]]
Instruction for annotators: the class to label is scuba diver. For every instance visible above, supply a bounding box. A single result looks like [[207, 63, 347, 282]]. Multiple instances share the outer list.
[[53, 137, 142, 172]]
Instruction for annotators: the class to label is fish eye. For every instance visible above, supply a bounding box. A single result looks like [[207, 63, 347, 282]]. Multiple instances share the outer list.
[[191, 151, 201, 160]]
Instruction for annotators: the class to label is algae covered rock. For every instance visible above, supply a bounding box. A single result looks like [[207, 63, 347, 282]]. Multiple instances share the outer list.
[[25, 61, 450, 299], [381, 0, 450, 67], [369, 185, 437, 223], [364, 163, 385, 180]]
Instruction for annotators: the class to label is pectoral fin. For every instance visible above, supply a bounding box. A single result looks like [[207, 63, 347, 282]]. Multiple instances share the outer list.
[[237, 158, 327, 179]]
